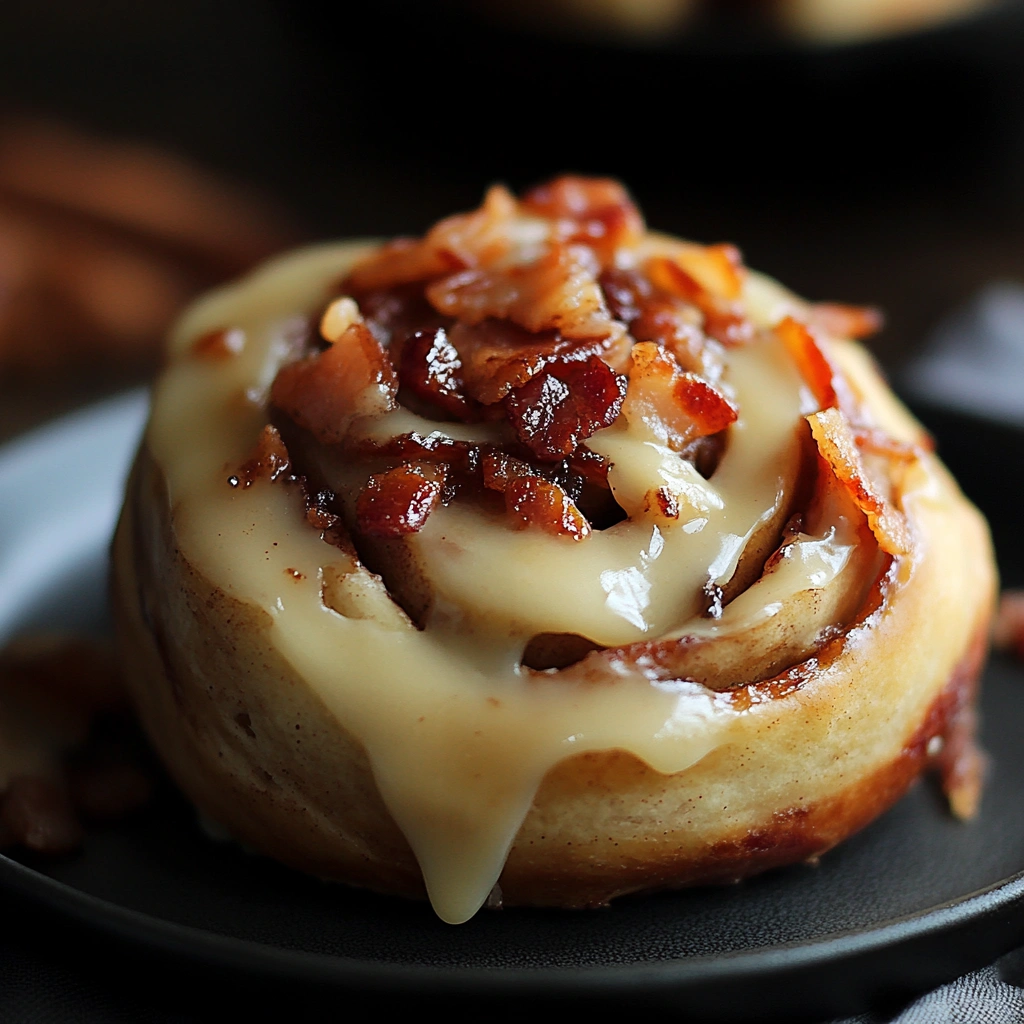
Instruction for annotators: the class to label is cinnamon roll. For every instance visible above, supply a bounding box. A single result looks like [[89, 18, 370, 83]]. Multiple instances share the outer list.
[[111, 177, 995, 923]]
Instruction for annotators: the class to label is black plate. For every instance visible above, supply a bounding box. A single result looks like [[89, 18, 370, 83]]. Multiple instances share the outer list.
[[0, 393, 1022, 1023]]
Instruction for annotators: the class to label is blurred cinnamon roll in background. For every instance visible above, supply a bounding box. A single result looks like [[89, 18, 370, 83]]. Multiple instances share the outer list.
[[0, 118, 300, 374]]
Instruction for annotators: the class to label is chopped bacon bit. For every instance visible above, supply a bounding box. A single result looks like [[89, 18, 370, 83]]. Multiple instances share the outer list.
[[270, 322, 397, 444], [567, 445, 610, 486], [808, 407, 911, 556], [398, 326, 479, 420], [647, 254, 752, 347], [425, 183, 518, 269], [647, 255, 703, 304], [651, 486, 680, 519], [285, 567, 305, 580], [993, 590, 1024, 661], [447, 319, 560, 404], [356, 464, 446, 537], [341, 185, 516, 294], [776, 315, 838, 412], [341, 237, 465, 294], [481, 450, 533, 491], [232, 425, 293, 488], [503, 356, 627, 461], [629, 297, 708, 371], [598, 267, 652, 324], [623, 342, 737, 449], [505, 476, 591, 540], [522, 176, 644, 264], [648, 245, 744, 303], [855, 427, 934, 459], [192, 327, 244, 359], [702, 308, 755, 347], [678, 244, 745, 301], [349, 432, 482, 474], [349, 283, 450, 352], [1, 776, 83, 854], [305, 487, 339, 531], [427, 242, 623, 344], [808, 302, 884, 340]]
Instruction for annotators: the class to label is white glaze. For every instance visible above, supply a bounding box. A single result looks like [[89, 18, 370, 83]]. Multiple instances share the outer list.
[[147, 242, 871, 923]]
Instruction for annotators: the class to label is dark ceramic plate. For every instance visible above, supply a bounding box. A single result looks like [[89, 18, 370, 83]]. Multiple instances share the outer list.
[[0, 392, 1022, 1023]]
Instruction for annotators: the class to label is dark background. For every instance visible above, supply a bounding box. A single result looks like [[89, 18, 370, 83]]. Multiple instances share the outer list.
[[1, 0, 1024, 440], [1, 3, 1023, 1020]]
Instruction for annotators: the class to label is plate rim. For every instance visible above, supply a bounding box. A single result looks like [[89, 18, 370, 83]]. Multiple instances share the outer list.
[[3, 847, 1024, 995]]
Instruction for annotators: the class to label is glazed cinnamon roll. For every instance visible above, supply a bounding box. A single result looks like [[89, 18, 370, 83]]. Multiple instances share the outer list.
[[111, 177, 995, 923]]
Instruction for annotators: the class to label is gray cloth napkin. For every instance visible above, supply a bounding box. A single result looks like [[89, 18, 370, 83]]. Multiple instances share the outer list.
[[901, 282, 1024, 425]]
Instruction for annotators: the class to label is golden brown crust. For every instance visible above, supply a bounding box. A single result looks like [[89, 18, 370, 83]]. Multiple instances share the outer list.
[[113, 439, 994, 909]]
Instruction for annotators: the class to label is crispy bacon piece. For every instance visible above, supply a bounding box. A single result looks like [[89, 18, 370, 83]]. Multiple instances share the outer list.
[[808, 407, 911, 556], [521, 176, 644, 264], [349, 432, 481, 475], [701, 308, 755, 347], [341, 185, 516, 294], [647, 253, 752, 348], [427, 242, 624, 344], [776, 315, 838, 412], [503, 356, 627, 461], [567, 445, 610, 487], [348, 282, 450, 352], [230, 425, 292, 488], [648, 245, 744, 303], [356, 464, 446, 537], [598, 267, 651, 325], [270, 323, 398, 444], [505, 476, 591, 540], [191, 327, 244, 360], [629, 296, 718, 376], [993, 590, 1024, 661], [398, 326, 478, 420], [808, 302, 884, 341], [481, 450, 533, 491], [622, 342, 737, 449], [448, 316, 632, 407], [854, 426, 934, 459], [426, 184, 518, 269], [342, 238, 464, 295]]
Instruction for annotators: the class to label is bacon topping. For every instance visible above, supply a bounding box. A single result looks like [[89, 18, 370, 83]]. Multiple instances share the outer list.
[[808, 302, 884, 341], [481, 450, 533, 491], [776, 315, 838, 412], [808, 407, 910, 556], [341, 185, 516, 294], [646, 252, 752, 347], [427, 242, 624, 345], [398, 326, 478, 420], [192, 327, 244, 360], [505, 476, 591, 540], [447, 317, 631, 406], [622, 342, 737, 449], [270, 322, 397, 444], [356, 464, 446, 537], [521, 176, 644, 264], [503, 356, 627, 461], [231, 425, 292, 488]]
